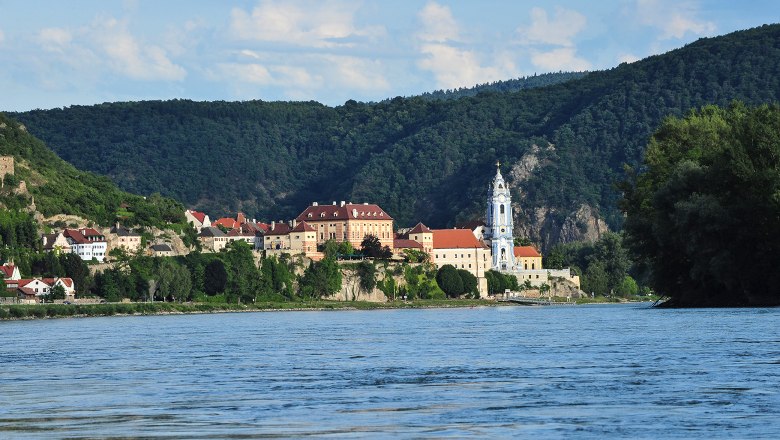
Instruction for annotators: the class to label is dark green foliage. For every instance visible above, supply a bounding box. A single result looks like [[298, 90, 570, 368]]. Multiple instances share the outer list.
[[259, 255, 294, 300], [299, 257, 342, 298], [13, 25, 780, 248], [546, 232, 633, 296], [360, 235, 391, 259], [0, 210, 38, 250], [414, 72, 589, 101], [485, 269, 519, 295], [221, 241, 258, 303], [355, 261, 377, 292], [457, 269, 478, 298], [435, 264, 464, 298], [621, 102, 780, 306], [0, 113, 184, 228], [204, 259, 228, 295]]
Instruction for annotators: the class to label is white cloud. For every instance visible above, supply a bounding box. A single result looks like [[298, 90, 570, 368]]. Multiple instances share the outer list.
[[229, 0, 384, 48], [417, 1, 458, 43], [515, 6, 591, 72], [522, 7, 587, 47], [416, 2, 518, 89], [37, 28, 73, 52], [92, 18, 186, 81], [29, 18, 187, 83], [530, 48, 591, 71], [636, 0, 716, 40]]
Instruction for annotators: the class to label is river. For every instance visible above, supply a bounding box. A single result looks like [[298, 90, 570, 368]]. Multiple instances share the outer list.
[[1, 304, 778, 438]]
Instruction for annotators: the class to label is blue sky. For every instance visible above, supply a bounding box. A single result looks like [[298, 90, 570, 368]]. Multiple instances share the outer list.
[[1, 0, 777, 111]]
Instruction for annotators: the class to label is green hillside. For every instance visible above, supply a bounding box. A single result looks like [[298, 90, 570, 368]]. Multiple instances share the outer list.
[[0, 113, 184, 229], [13, 24, 780, 248]]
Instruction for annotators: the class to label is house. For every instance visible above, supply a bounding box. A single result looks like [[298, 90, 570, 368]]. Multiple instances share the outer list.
[[514, 246, 543, 271], [63, 229, 107, 262], [110, 225, 142, 253], [295, 201, 394, 251], [150, 243, 174, 257], [431, 229, 491, 297], [263, 222, 292, 250], [0, 262, 21, 281], [289, 221, 317, 254], [42, 232, 72, 254], [198, 226, 228, 252], [407, 222, 434, 255], [185, 209, 211, 232], [8, 277, 76, 302]]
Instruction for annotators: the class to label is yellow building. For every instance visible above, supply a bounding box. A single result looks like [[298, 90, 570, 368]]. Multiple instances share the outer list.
[[295, 201, 394, 250], [431, 229, 491, 297]]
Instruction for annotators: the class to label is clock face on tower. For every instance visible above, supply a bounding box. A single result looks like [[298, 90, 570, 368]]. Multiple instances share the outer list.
[[498, 194, 506, 203]]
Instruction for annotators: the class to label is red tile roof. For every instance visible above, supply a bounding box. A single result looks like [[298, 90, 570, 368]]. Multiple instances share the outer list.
[[189, 210, 207, 224], [266, 223, 292, 236], [0, 264, 16, 279], [213, 218, 239, 229], [432, 229, 486, 249], [80, 228, 103, 238], [514, 246, 542, 258], [394, 239, 424, 249], [291, 221, 316, 232], [296, 203, 393, 222], [408, 222, 432, 234]]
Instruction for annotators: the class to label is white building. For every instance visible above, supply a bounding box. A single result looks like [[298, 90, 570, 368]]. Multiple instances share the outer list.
[[63, 228, 107, 262]]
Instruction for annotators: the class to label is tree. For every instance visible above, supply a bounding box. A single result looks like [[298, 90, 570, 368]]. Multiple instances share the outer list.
[[156, 260, 192, 301], [60, 253, 90, 296], [46, 284, 66, 302], [204, 259, 228, 295], [299, 257, 342, 298], [621, 103, 780, 306], [615, 276, 639, 297], [582, 261, 608, 296], [457, 269, 478, 298], [355, 261, 376, 292], [360, 235, 391, 259], [436, 265, 464, 298]]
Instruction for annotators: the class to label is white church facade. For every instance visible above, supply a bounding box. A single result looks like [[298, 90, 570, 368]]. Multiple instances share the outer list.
[[483, 163, 581, 291]]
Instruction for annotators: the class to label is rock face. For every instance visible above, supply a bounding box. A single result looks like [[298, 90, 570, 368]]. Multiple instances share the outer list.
[[331, 270, 389, 302], [508, 149, 609, 252]]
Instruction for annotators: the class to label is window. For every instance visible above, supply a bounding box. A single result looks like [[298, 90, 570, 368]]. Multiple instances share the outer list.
[[531, 263, 535, 270], [524, 264, 528, 270], [500, 204, 505, 215]]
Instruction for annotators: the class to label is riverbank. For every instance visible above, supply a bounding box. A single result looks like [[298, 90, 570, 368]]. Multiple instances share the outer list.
[[0, 299, 507, 320]]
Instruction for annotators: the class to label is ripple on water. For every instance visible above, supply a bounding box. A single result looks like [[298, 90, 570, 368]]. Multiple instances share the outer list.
[[1, 305, 779, 438]]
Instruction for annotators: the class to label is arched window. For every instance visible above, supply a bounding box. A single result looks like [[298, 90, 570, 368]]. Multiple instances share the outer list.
[[500, 204, 505, 215]]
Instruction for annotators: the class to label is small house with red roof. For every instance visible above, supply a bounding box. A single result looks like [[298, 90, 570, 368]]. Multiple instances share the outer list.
[[0, 262, 21, 281], [8, 277, 76, 302], [185, 209, 211, 232], [63, 228, 107, 262]]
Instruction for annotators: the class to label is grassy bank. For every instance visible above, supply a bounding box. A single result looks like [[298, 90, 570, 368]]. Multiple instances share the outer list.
[[0, 299, 502, 320]]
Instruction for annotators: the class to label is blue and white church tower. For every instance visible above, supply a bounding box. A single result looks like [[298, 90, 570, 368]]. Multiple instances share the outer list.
[[485, 162, 516, 271]]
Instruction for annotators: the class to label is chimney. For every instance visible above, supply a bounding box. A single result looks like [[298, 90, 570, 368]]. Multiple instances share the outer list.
[[312, 202, 318, 206], [292, 219, 297, 228], [332, 201, 337, 205], [340, 201, 345, 207], [271, 221, 275, 230]]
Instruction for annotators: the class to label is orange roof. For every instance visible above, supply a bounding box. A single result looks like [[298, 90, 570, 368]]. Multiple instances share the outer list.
[[514, 246, 542, 258], [432, 229, 486, 249], [213, 218, 239, 229]]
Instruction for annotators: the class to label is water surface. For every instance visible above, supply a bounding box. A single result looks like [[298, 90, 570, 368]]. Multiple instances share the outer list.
[[1, 304, 778, 438]]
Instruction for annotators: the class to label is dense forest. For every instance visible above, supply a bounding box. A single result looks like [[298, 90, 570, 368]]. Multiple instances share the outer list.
[[12, 25, 780, 249], [0, 113, 185, 230]]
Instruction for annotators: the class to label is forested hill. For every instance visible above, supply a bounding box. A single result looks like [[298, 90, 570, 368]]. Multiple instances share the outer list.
[[12, 24, 780, 249], [412, 72, 588, 101], [0, 113, 184, 228]]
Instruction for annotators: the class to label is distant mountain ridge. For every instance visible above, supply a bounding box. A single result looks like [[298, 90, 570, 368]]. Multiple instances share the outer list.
[[408, 71, 589, 101], [12, 24, 780, 250]]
